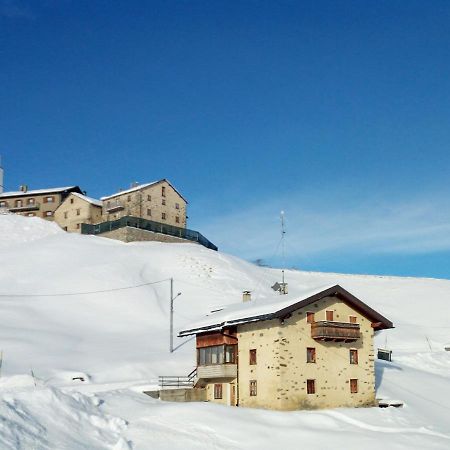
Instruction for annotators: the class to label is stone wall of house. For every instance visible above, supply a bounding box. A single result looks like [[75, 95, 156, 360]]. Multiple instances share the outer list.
[[237, 295, 376, 410], [98, 226, 198, 245], [54, 193, 102, 232], [103, 181, 187, 228]]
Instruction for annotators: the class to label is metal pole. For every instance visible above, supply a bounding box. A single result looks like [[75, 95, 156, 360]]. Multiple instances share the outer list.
[[170, 277, 174, 353]]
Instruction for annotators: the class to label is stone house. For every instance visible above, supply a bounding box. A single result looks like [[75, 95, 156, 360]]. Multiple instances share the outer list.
[[101, 180, 187, 228], [54, 192, 102, 232], [0, 186, 82, 221], [178, 285, 393, 410]]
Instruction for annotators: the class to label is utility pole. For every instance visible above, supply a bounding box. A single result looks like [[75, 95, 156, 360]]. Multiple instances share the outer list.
[[169, 278, 182, 353]]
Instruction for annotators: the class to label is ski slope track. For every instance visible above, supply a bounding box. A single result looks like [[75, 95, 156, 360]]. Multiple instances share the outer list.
[[0, 214, 449, 449]]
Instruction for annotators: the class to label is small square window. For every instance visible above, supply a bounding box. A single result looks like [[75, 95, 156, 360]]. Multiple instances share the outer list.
[[307, 379, 316, 394], [350, 379, 358, 393], [349, 316, 357, 324], [76, 223, 80, 229], [214, 383, 222, 399], [250, 380, 257, 396], [306, 312, 315, 323], [127, 195, 131, 201], [76, 208, 80, 216], [162, 199, 166, 205], [175, 216, 180, 223], [147, 195, 151, 201], [162, 213, 166, 220], [249, 349, 257, 365], [64, 212, 68, 219], [307, 347, 316, 363], [70, 198, 74, 204], [326, 310, 334, 321], [147, 209, 152, 216], [45, 196, 54, 203], [175, 203, 180, 210], [44, 211, 53, 217]]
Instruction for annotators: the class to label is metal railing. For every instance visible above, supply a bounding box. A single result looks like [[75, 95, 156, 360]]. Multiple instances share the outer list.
[[159, 368, 197, 388], [80, 215, 218, 250]]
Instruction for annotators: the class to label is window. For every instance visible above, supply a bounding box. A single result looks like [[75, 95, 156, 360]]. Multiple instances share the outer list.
[[27, 198, 35, 205], [16, 199, 23, 207], [162, 199, 166, 205], [349, 316, 357, 324], [350, 349, 358, 364], [250, 380, 257, 396], [350, 379, 358, 393], [162, 213, 166, 220], [162, 186, 166, 197], [326, 310, 334, 321], [70, 198, 74, 204], [307, 379, 316, 394], [249, 349, 257, 365], [175, 216, 180, 223], [175, 203, 180, 210], [27, 213, 35, 217], [44, 211, 53, 217], [76, 223, 80, 229], [45, 196, 54, 203], [307, 347, 316, 363], [76, 208, 80, 216], [147, 195, 151, 201], [0, 201, 7, 207], [127, 195, 131, 202], [64, 212, 68, 219], [198, 345, 236, 366], [147, 209, 152, 216], [306, 312, 315, 323], [214, 384, 223, 399]]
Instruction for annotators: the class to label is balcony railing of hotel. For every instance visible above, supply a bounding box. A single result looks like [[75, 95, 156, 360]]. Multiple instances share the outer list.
[[105, 202, 125, 213], [311, 321, 360, 342], [8, 202, 40, 212], [81, 215, 218, 251]]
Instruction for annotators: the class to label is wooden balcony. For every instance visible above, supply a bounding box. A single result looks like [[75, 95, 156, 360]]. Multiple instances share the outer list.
[[311, 321, 360, 342], [9, 202, 40, 212], [197, 364, 237, 380]]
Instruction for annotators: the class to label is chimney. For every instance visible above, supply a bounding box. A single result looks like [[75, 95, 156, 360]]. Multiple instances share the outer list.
[[242, 290, 252, 302], [20, 185, 28, 193]]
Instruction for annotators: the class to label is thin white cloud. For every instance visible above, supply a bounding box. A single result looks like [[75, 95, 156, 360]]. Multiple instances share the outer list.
[[200, 191, 450, 263]]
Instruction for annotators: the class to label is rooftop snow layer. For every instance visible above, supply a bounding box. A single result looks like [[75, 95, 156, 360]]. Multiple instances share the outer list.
[[179, 283, 335, 335], [71, 192, 102, 207], [100, 182, 158, 200], [0, 186, 79, 198]]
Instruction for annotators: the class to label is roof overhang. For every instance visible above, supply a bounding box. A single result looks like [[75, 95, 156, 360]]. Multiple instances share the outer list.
[[178, 284, 394, 337]]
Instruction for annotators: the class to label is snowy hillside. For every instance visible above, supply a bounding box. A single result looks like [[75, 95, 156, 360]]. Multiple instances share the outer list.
[[0, 214, 449, 449]]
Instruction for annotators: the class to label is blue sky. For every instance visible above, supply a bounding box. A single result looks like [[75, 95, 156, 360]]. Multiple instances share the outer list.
[[1, 1, 450, 279]]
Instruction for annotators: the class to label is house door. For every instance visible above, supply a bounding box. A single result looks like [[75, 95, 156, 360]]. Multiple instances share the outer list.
[[230, 384, 236, 406]]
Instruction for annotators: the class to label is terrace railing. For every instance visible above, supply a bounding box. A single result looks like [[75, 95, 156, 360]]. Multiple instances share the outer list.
[[81, 215, 218, 251]]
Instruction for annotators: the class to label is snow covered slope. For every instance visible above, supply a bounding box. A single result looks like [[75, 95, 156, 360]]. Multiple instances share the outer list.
[[0, 215, 449, 449]]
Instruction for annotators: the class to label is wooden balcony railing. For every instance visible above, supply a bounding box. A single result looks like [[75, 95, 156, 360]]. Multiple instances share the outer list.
[[311, 321, 360, 342]]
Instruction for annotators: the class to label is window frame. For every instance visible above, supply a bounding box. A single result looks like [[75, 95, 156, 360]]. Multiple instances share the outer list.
[[349, 349, 358, 365], [306, 347, 316, 363], [350, 378, 358, 393], [307, 379, 316, 394], [349, 315, 357, 324], [326, 310, 334, 321], [249, 380, 257, 396], [249, 349, 257, 365], [306, 312, 315, 323], [214, 383, 223, 399]]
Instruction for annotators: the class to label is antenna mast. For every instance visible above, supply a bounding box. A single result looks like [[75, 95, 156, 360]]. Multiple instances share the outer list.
[[280, 211, 287, 293]]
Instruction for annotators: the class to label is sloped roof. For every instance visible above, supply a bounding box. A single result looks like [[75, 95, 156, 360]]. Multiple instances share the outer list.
[[71, 192, 102, 207], [101, 179, 188, 203], [0, 186, 82, 198], [179, 284, 394, 336]]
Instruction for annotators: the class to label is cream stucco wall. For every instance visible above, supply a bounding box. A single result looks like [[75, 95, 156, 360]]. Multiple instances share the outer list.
[[236, 296, 375, 410], [54, 194, 102, 232], [103, 181, 187, 228], [204, 379, 237, 406]]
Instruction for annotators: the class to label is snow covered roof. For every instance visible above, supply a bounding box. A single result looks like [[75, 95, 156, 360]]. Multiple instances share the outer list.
[[179, 284, 394, 336], [0, 186, 82, 198], [70, 192, 102, 207], [101, 179, 188, 203]]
